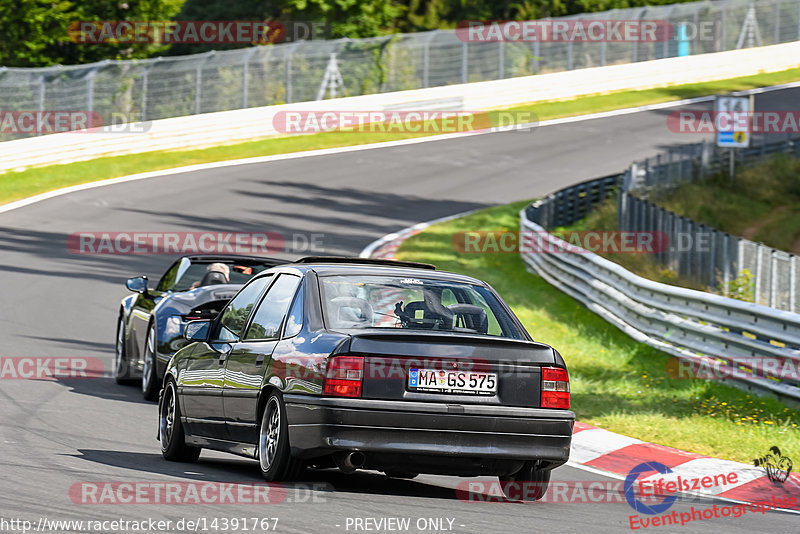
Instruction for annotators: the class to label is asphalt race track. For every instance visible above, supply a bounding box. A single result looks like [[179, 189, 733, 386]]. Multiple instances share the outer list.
[[1, 88, 800, 534]]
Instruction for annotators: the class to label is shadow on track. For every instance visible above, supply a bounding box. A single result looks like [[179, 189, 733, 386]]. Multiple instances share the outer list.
[[70, 449, 459, 500], [54, 376, 153, 405]]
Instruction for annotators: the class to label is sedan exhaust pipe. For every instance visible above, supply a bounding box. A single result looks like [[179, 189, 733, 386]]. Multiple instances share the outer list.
[[334, 451, 365, 473]]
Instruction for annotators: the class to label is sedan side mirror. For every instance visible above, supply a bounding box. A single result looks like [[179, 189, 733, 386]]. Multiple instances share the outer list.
[[126, 276, 149, 294], [184, 320, 211, 342]]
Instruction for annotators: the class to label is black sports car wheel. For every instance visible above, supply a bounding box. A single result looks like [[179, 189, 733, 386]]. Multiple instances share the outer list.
[[160, 380, 201, 462], [142, 324, 159, 401], [258, 392, 304, 481], [114, 315, 135, 384], [499, 462, 551, 501]]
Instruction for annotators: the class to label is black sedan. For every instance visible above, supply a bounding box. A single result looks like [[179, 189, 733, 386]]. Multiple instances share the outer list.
[[115, 254, 285, 400], [158, 258, 574, 499]]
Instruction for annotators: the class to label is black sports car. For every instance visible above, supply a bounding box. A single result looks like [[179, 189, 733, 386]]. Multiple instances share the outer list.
[[115, 254, 285, 400], [158, 258, 573, 499]]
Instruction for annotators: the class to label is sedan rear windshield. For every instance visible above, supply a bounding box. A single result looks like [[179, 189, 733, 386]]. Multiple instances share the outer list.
[[319, 275, 525, 340]]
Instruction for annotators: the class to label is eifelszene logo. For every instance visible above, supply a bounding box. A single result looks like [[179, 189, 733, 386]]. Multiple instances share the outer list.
[[625, 462, 677, 515], [753, 446, 793, 484]]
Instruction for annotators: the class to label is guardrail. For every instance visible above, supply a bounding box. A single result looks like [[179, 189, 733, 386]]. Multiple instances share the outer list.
[[522, 165, 800, 404], [2, 40, 800, 174], [621, 136, 800, 311], [521, 209, 800, 403]]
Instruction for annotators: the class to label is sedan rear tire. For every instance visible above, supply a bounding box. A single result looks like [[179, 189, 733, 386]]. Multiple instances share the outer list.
[[160, 380, 201, 462], [498, 462, 551, 501], [258, 392, 304, 481]]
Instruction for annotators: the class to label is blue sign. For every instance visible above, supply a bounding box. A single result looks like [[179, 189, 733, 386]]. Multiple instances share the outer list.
[[409, 369, 419, 387], [717, 132, 734, 143]]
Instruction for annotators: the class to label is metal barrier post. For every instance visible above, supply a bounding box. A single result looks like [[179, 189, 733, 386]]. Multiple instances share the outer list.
[[86, 62, 104, 114], [499, 41, 505, 78], [657, 207, 665, 267], [285, 42, 301, 104], [36, 72, 47, 136], [601, 39, 607, 66], [754, 245, 762, 305], [791, 255, 797, 312], [194, 52, 214, 115], [422, 33, 437, 88], [770, 250, 777, 308], [241, 47, 258, 108], [567, 41, 573, 70], [709, 230, 716, 289], [461, 42, 468, 83], [722, 234, 730, 295]]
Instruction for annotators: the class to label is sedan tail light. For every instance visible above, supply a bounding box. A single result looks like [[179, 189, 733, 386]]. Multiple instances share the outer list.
[[541, 366, 570, 409], [323, 356, 364, 398]]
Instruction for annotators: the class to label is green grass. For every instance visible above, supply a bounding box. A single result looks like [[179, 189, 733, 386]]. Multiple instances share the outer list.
[[558, 153, 800, 295], [4, 66, 800, 205], [559, 199, 708, 290], [655, 153, 800, 253], [395, 200, 799, 464]]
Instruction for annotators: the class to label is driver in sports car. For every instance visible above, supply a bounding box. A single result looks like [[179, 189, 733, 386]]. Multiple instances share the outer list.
[[191, 262, 231, 288]]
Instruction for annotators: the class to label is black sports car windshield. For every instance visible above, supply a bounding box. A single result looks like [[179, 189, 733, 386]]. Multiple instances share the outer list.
[[160, 258, 274, 291], [319, 275, 525, 340]]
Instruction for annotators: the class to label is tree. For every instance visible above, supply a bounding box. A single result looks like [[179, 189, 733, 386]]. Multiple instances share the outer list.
[[0, 0, 182, 67], [0, 0, 74, 67]]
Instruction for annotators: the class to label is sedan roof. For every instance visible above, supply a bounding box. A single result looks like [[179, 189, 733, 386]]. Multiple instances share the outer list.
[[275, 261, 488, 286]]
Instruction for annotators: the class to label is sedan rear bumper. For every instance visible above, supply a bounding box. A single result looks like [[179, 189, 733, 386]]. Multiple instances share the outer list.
[[284, 395, 574, 465]]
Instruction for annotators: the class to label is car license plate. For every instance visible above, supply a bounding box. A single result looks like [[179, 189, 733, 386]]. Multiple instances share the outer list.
[[407, 368, 497, 395]]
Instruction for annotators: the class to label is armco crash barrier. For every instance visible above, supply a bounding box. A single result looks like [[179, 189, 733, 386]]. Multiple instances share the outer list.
[[519, 208, 800, 404], [2, 41, 800, 173]]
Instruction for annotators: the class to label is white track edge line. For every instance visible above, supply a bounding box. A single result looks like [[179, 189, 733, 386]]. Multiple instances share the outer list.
[[3, 80, 800, 217]]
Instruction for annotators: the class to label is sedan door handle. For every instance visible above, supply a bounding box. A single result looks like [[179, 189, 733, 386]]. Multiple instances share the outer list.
[[218, 353, 228, 365], [255, 354, 265, 366]]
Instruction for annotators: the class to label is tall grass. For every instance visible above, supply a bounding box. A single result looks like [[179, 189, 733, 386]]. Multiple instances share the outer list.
[[657, 153, 800, 252]]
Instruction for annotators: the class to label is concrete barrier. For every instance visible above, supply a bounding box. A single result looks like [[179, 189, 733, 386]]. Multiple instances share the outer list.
[[2, 41, 800, 173]]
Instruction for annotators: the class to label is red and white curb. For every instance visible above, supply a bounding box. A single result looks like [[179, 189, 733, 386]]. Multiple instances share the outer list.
[[359, 210, 476, 260], [361, 216, 800, 513], [572, 422, 799, 511]]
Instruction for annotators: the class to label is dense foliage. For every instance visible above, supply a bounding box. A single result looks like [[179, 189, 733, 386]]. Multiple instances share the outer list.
[[1, 0, 700, 66]]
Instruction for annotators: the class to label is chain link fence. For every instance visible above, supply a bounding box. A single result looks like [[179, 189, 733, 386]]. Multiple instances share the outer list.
[[1, 0, 799, 138], [620, 136, 800, 311]]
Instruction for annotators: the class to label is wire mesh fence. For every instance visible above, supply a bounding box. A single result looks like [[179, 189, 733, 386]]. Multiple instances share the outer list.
[[1, 0, 799, 139], [620, 136, 800, 311]]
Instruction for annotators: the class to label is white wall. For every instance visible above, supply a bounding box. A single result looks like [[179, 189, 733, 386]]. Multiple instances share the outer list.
[[2, 41, 800, 173]]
